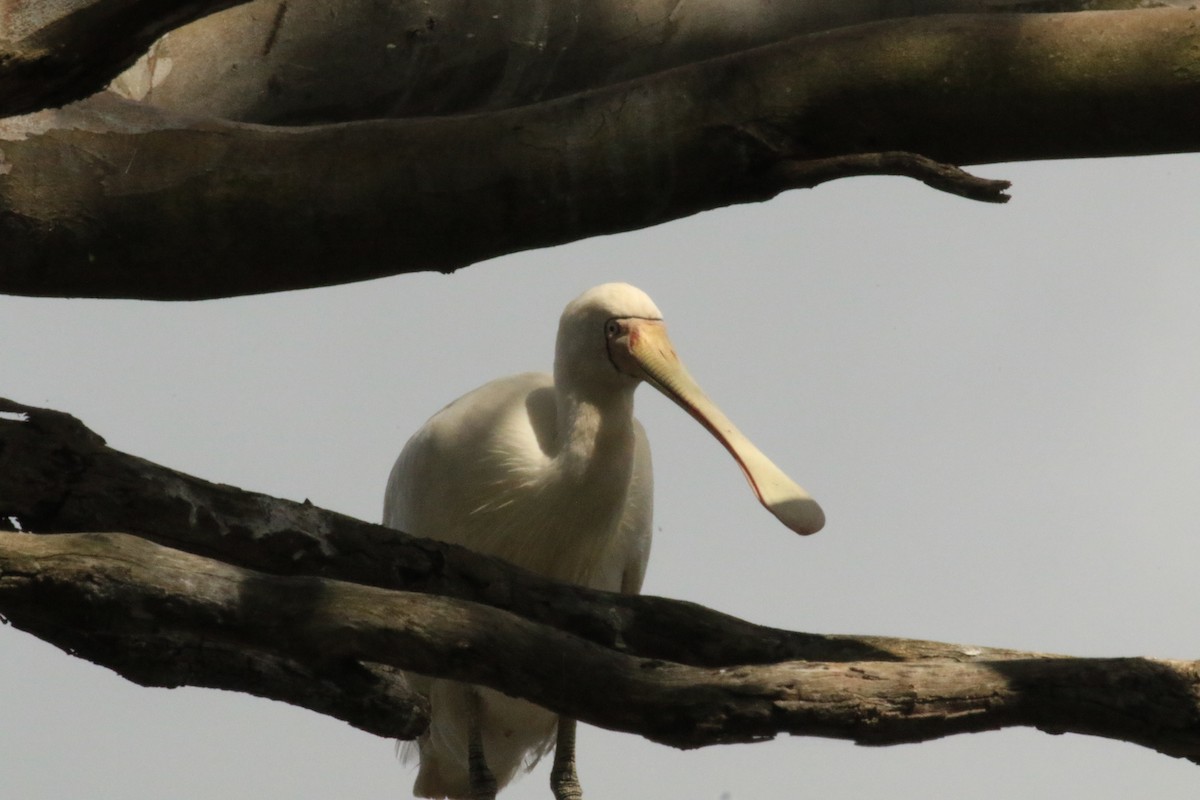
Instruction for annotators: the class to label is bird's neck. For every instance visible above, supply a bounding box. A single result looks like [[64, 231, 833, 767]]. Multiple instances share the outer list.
[[554, 385, 636, 482]]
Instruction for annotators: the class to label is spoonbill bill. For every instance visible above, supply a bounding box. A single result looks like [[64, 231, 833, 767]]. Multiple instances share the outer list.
[[383, 282, 823, 799]]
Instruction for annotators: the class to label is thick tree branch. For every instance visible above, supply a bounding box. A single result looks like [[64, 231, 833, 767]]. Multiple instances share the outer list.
[[0, 0, 253, 117], [0, 527, 426, 739], [2, 1, 1188, 121], [0, 395, 922, 668], [1, 9, 1196, 299], [4, 530, 1200, 759], [4, 398, 1200, 758]]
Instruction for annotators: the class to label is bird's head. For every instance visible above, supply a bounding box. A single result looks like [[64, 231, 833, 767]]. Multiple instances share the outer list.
[[554, 282, 663, 394], [555, 283, 825, 536]]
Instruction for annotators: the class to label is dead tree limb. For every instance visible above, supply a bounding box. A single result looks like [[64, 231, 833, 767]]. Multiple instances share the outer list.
[[765, 151, 1012, 203], [0, 395, 914, 668], [4, 397, 1200, 757], [3, 1, 1191, 121], [1, 9, 1198, 299], [3, 529, 1200, 758]]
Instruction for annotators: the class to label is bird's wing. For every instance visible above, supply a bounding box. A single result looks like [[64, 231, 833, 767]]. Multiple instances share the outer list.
[[383, 372, 553, 549], [617, 419, 654, 595]]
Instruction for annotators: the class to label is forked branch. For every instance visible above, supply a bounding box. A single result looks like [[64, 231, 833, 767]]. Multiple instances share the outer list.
[[2, 397, 1200, 759]]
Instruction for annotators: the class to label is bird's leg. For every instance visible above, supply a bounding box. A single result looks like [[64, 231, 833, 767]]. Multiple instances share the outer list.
[[467, 689, 497, 800], [550, 717, 583, 800]]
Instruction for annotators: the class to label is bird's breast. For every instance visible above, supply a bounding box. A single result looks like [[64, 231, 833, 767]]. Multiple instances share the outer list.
[[385, 372, 646, 590], [465, 398, 639, 586]]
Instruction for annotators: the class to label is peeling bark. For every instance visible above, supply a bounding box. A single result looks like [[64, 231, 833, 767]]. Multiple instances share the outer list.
[[0, 0, 252, 117]]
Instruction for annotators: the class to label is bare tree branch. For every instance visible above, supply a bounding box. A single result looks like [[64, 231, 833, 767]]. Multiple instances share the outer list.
[[766, 151, 1012, 203], [3, 0, 1189, 121], [0, 395, 915, 668], [4, 398, 1200, 758], [1, 9, 1198, 300], [4, 529, 1200, 759]]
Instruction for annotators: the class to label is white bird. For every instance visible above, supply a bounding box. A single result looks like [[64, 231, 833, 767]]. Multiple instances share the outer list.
[[383, 283, 823, 800]]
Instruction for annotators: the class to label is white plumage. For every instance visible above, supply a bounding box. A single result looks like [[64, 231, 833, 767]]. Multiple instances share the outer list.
[[383, 283, 822, 799]]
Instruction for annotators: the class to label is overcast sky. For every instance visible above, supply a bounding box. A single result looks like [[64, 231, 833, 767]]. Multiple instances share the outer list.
[[3, 151, 1200, 799]]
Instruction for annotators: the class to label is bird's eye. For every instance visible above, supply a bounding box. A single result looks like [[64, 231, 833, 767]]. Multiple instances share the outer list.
[[605, 319, 621, 338]]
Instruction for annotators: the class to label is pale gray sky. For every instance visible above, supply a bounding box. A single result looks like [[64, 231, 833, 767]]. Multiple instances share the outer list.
[[3, 153, 1199, 798]]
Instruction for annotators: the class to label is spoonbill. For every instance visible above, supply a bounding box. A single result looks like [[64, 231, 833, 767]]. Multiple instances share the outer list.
[[383, 282, 823, 799]]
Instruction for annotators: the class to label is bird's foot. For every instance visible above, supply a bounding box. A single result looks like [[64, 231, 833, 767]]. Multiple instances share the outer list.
[[550, 717, 584, 800], [550, 765, 583, 800], [467, 690, 497, 800]]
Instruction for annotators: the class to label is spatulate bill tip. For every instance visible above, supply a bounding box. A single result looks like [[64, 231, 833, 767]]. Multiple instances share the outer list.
[[767, 496, 825, 536]]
